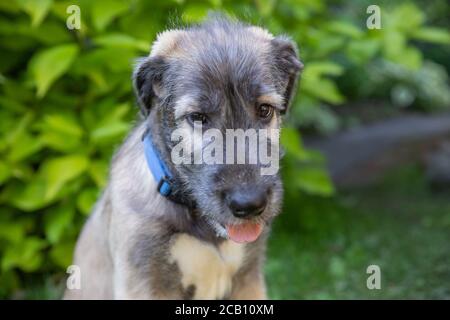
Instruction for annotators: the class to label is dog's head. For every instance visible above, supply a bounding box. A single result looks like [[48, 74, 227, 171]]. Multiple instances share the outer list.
[[134, 16, 302, 243]]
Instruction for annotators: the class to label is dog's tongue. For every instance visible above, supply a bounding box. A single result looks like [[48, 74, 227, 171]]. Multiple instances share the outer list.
[[226, 222, 263, 243]]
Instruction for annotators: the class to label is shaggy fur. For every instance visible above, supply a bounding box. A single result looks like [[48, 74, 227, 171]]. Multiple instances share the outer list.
[[64, 16, 302, 300]]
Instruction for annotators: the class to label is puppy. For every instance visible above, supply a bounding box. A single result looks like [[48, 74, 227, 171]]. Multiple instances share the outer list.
[[64, 16, 302, 300]]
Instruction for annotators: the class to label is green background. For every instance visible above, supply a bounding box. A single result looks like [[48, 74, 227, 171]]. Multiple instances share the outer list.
[[0, 0, 449, 299]]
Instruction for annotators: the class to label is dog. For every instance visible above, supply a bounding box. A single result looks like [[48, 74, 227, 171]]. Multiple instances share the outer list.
[[64, 16, 302, 300]]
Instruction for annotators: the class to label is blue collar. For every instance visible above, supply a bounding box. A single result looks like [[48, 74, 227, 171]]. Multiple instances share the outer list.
[[142, 130, 173, 197]]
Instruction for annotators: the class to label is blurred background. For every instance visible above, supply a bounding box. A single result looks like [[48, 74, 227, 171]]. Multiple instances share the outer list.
[[0, 0, 449, 299]]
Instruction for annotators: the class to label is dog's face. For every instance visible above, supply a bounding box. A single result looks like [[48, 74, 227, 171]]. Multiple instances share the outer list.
[[134, 18, 302, 243]]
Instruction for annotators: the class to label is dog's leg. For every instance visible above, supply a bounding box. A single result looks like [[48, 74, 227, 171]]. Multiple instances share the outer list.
[[109, 208, 156, 299], [230, 266, 267, 300], [111, 239, 183, 300], [109, 205, 184, 299], [112, 257, 154, 299], [64, 193, 114, 299]]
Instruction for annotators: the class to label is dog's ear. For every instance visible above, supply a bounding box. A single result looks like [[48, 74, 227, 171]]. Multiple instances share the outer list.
[[133, 56, 167, 117], [271, 36, 303, 114]]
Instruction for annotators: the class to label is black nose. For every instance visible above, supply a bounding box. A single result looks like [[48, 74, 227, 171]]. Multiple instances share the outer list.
[[226, 187, 268, 218]]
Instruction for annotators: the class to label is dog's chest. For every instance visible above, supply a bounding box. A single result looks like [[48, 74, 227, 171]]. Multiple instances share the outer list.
[[169, 234, 245, 299]]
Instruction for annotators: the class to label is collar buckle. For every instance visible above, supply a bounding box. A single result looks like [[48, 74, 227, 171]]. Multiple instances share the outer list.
[[157, 176, 172, 197]]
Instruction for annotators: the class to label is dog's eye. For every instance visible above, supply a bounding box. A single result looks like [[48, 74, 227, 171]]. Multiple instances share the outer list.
[[187, 112, 208, 125], [257, 103, 274, 120]]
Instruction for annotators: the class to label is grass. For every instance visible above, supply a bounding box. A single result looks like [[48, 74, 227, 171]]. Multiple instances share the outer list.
[[266, 164, 450, 299]]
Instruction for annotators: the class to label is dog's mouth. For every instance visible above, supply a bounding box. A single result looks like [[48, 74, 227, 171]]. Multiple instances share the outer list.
[[207, 219, 264, 244], [226, 222, 264, 243]]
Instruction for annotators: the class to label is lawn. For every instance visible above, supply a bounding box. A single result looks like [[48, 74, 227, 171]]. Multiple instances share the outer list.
[[267, 164, 450, 299]]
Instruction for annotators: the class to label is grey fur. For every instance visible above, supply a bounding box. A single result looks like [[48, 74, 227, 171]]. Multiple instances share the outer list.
[[64, 15, 301, 300]]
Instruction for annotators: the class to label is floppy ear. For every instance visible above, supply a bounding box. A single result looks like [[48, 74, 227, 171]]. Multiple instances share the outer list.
[[271, 36, 303, 114], [132, 56, 167, 117]]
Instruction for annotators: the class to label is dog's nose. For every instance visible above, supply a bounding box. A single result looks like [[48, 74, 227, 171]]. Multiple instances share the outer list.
[[227, 188, 268, 218]]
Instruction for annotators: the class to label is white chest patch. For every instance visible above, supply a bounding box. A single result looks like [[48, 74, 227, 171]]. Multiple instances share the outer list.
[[169, 233, 246, 299]]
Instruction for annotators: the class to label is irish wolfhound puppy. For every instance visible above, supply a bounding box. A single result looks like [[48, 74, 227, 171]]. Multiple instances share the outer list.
[[65, 16, 302, 299]]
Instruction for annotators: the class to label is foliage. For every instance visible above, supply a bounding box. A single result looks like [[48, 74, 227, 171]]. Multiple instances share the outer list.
[[0, 0, 448, 298], [348, 60, 450, 111], [335, 0, 450, 112], [287, 0, 450, 133]]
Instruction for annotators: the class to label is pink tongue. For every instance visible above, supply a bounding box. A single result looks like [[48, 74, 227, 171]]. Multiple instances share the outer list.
[[226, 223, 263, 243]]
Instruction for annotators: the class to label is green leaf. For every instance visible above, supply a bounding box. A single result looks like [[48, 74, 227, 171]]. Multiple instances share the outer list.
[[89, 103, 131, 144], [91, 0, 129, 31], [38, 114, 84, 152], [89, 160, 109, 188], [305, 61, 345, 77], [301, 62, 346, 104], [77, 188, 99, 215], [10, 180, 48, 211], [386, 46, 422, 70], [29, 44, 79, 98], [0, 220, 26, 243], [296, 166, 334, 196], [9, 163, 33, 180], [44, 206, 75, 244], [0, 96, 26, 113], [41, 114, 84, 138], [182, 4, 209, 23], [346, 39, 380, 64], [17, 0, 53, 27], [208, 0, 222, 6], [382, 30, 406, 61], [281, 128, 310, 161], [0, 161, 12, 185], [4, 112, 34, 146], [90, 121, 129, 144], [398, 47, 422, 70], [39, 131, 82, 152], [381, 2, 425, 33], [325, 20, 363, 38], [2, 237, 47, 272], [50, 241, 75, 268], [412, 27, 450, 45], [7, 132, 44, 162], [314, 35, 345, 57], [94, 33, 149, 52], [302, 77, 345, 105], [293, 102, 340, 135], [42, 155, 89, 200], [73, 47, 135, 74]]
